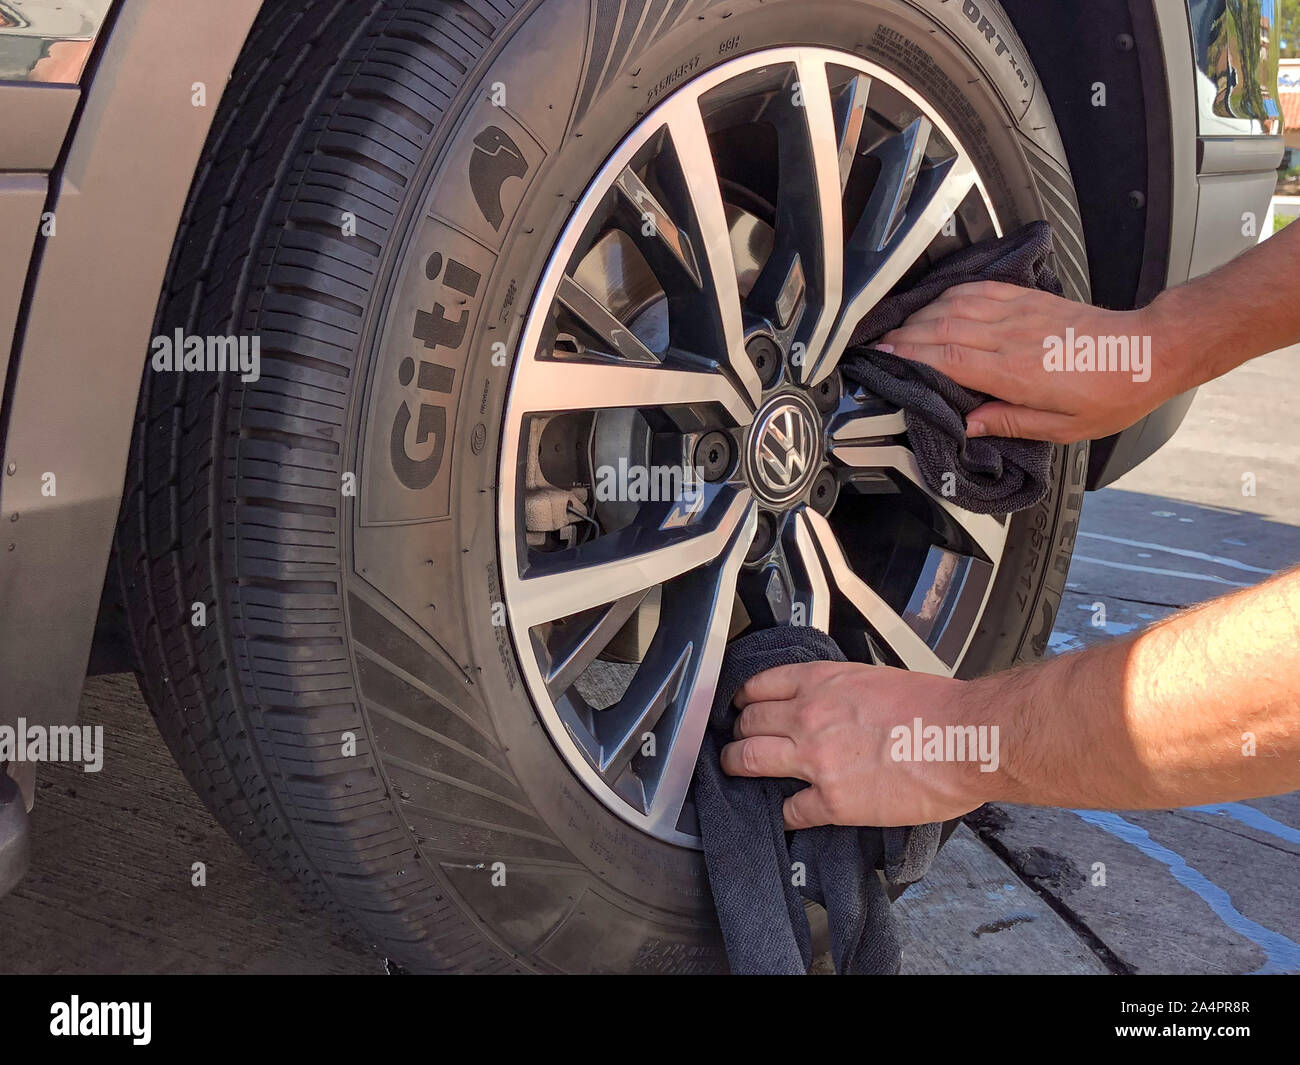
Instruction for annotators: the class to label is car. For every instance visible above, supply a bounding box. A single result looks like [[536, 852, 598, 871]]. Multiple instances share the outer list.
[[0, 0, 1283, 972]]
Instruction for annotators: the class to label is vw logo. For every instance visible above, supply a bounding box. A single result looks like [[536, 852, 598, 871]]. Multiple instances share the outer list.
[[748, 395, 820, 504]]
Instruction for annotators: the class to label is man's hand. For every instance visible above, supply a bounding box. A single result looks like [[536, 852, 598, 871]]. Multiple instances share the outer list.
[[876, 281, 1183, 443], [719, 568, 1300, 828], [877, 218, 1300, 444], [720, 660, 988, 829]]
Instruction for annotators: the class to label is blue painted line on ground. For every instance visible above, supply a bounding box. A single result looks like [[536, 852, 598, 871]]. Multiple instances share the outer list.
[[1070, 555, 1252, 588], [1072, 809, 1300, 975], [1189, 803, 1300, 847], [1077, 532, 1275, 575]]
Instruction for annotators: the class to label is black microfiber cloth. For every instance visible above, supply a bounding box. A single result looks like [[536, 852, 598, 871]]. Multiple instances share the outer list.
[[840, 220, 1063, 515], [694, 626, 941, 974]]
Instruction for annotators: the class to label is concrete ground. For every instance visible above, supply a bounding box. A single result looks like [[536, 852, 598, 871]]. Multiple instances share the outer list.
[[1, 347, 1296, 975], [952, 341, 1300, 976]]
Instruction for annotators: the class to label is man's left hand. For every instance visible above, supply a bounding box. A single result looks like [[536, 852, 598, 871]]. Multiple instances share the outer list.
[[720, 661, 991, 829]]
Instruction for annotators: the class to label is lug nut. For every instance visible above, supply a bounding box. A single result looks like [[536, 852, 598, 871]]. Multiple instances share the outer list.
[[746, 511, 777, 562], [810, 468, 839, 515], [746, 334, 782, 387], [811, 371, 841, 414], [693, 430, 733, 482]]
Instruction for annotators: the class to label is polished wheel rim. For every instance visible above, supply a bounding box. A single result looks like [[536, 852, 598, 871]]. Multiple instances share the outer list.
[[499, 47, 1010, 846]]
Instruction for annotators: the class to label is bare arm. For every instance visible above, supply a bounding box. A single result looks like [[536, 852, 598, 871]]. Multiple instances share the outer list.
[[722, 567, 1300, 828], [876, 217, 1300, 443]]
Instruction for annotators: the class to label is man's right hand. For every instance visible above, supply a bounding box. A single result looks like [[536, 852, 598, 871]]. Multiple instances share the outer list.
[[875, 280, 1183, 443], [877, 218, 1300, 444]]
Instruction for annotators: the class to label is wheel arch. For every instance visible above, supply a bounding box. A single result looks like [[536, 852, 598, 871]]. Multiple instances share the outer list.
[[999, 0, 1202, 488], [1001, 0, 1181, 313]]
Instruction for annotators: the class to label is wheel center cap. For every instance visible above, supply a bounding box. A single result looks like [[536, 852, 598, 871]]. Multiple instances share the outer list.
[[746, 392, 822, 507]]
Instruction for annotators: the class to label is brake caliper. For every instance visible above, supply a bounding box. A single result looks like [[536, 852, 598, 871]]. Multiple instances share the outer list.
[[523, 415, 592, 548]]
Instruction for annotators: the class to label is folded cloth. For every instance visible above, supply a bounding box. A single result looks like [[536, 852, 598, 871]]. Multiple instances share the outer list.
[[840, 220, 1063, 515], [694, 625, 941, 974]]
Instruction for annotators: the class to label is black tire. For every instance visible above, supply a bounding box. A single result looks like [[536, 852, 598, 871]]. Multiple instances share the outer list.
[[116, 0, 1087, 973]]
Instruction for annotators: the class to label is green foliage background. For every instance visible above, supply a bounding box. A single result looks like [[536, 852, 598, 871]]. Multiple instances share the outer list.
[[1280, 0, 1298, 56]]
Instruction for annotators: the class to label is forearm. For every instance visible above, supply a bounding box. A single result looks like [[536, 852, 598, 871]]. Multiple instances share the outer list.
[[969, 567, 1300, 810], [1146, 220, 1300, 396]]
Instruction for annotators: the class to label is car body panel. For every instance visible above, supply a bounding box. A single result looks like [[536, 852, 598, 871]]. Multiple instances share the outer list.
[[0, 173, 46, 384], [0, 0, 263, 731], [0, 83, 80, 169]]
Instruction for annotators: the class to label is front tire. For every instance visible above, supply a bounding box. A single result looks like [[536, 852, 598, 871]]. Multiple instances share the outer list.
[[116, 0, 1086, 973]]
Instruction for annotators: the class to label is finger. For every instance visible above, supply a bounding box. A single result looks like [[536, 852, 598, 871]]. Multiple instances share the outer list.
[[876, 340, 1018, 399], [895, 293, 1013, 327], [783, 786, 835, 830], [720, 735, 801, 779], [966, 401, 1077, 443], [940, 280, 1027, 303], [733, 699, 800, 740], [733, 663, 812, 708], [879, 316, 1005, 356]]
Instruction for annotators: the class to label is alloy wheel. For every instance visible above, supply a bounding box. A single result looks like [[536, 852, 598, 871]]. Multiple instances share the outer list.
[[499, 47, 1011, 846]]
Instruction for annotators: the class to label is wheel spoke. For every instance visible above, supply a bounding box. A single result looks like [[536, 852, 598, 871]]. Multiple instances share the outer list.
[[544, 590, 650, 698], [803, 509, 952, 676], [857, 115, 932, 253], [644, 503, 756, 834], [613, 166, 703, 289], [661, 98, 763, 407], [807, 153, 977, 386], [830, 407, 907, 442], [597, 643, 691, 781], [835, 72, 871, 192], [556, 274, 659, 364], [828, 441, 1008, 561], [515, 352, 751, 424], [745, 57, 844, 378], [787, 510, 831, 633], [513, 490, 754, 628]]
